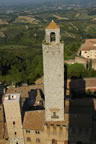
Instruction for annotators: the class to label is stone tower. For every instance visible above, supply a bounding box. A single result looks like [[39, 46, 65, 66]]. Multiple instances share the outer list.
[[42, 20, 64, 122], [3, 94, 24, 144]]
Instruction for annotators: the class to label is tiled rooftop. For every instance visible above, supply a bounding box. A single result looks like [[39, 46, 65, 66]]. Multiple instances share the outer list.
[[23, 110, 45, 131], [5, 84, 44, 103], [22, 97, 94, 130], [3, 77, 96, 131], [46, 20, 60, 30], [5, 77, 96, 107], [80, 39, 96, 51]]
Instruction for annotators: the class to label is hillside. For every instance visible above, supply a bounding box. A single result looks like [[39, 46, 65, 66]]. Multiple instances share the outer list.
[[0, 6, 96, 84]]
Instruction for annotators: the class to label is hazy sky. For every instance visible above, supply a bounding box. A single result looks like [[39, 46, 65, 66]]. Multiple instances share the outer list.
[[0, 0, 64, 6], [0, 0, 58, 4], [0, 0, 95, 6], [0, 0, 55, 3], [0, 0, 87, 4]]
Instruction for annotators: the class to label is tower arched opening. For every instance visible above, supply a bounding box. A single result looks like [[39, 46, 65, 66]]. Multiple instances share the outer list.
[[50, 32, 56, 42]]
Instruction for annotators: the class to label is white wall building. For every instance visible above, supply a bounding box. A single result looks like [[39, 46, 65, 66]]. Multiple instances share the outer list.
[[80, 39, 96, 59]]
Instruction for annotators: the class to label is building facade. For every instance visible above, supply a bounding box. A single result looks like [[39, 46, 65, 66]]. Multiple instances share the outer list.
[[3, 21, 95, 144], [79, 39, 96, 59], [42, 20, 64, 122], [3, 94, 24, 144], [22, 21, 67, 144]]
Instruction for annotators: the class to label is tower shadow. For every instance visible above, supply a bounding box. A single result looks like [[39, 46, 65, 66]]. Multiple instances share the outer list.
[[0, 82, 6, 104], [68, 77, 96, 144], [64, 64, 67, 99], [22, 89, 45, 120], [69, 76, 85, 99]]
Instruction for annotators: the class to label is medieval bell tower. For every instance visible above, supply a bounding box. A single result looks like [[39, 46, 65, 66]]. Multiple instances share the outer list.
[[42, 20, 64, 122]]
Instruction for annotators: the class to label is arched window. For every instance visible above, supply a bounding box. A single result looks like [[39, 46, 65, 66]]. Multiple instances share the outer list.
[[50, 32, 56, 42], [52, 139, 57, 144]]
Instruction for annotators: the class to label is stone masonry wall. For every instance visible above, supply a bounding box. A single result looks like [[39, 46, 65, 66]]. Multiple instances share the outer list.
[[43, 43, 64, 122]]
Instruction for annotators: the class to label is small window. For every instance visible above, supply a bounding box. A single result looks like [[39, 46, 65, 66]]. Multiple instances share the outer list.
[[63, 125, 66, 127], [27, 137, 31, 142], [15, 132, 17, 136], [13, 121, 15, 125], [35, 131, 40, 134], [26, 130, 30, 133], [79, 51, 81, 56], [36, 138, 40, 143]]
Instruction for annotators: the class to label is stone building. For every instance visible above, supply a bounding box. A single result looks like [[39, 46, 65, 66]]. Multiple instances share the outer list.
[[79, 39, 96, 59], [3, 94, 24, 144], [23, 111, 46, 144], [65, 39, 96, 70], [42, 20, 64, 122], [2, 21, 96, 144], [22, 21, 67, 144], [75, 39, 96, 69]]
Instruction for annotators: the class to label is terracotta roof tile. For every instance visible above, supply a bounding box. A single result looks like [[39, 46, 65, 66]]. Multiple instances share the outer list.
[[81, 39, 96, 51], [46, 20, 60, 30], [23, 110, 45, 131], [5, 84, 44, 104]]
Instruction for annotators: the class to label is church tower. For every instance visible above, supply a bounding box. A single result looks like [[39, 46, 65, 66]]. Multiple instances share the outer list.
[[3, 94, 24, 144], [42, 20, 64, 122]]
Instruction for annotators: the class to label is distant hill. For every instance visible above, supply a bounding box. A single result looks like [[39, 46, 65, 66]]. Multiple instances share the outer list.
[[0, 0, 96, 7]]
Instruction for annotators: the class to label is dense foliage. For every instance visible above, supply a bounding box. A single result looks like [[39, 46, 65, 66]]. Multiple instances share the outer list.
[[64, 63, 96, 79], [1, 7, 96, 85], [0, 45, 43, 85]]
